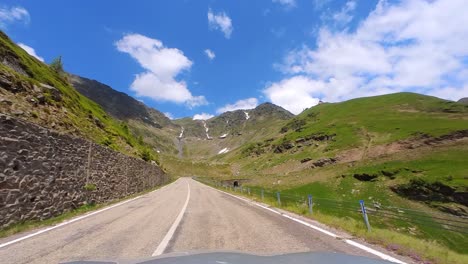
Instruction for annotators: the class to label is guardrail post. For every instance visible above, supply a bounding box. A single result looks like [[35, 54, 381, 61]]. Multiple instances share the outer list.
[[261, 189, 264, 201], [308, 195, 313, 214], [277, 192, 281, 207], [360, 200, 371, 232]]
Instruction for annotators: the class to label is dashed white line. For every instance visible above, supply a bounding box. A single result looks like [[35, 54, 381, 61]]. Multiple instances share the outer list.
[[152, 180, 191, 256], [200, 182, 406, 264]]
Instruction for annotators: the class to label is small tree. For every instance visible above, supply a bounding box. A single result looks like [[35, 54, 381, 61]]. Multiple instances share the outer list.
[[50, 56, 64, 73], [140, 148, 153, 161]]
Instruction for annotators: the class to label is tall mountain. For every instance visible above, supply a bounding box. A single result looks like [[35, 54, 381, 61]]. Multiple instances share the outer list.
[[69, 74, 172, 128], [68, 74, 179, 154], [173, 103, 294, 159], [206, 102, 293, 137]]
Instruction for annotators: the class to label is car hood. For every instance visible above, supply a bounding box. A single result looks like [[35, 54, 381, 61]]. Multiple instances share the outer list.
[[62, 251, 394, 264]]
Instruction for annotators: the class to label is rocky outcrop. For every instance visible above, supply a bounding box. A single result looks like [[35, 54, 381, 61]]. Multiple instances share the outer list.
[[457, 97, 468, 105], [69, 74, 172, 128], [0, 115, 168, 228], [391, 179, 467, 207]]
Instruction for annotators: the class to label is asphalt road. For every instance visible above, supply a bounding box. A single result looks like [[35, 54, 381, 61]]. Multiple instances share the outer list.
[[0, 178, 406, 264]]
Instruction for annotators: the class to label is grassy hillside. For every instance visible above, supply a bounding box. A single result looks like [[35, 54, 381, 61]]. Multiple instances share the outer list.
[[0, 31, 159, 162], [200, 93, 468, 262], [280, 92, 467, 150]]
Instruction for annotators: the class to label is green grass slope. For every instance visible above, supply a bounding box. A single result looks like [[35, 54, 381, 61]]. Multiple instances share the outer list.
[[282, 92, 467, 150], [204, 92, 468, 261], [0, 31, 159, 162]]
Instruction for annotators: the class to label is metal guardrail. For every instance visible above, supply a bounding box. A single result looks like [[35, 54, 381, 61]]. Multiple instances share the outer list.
[[200, 179, 468, 235]]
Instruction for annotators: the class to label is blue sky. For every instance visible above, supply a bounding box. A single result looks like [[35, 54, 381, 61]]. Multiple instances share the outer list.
[[2, 0, 467, 118]]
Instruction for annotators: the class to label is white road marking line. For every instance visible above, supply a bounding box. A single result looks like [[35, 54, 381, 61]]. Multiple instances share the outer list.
[[0, 180, 177, 250], [345, 239, 405, 264], [152, 180, 191, 256], [201, 182, 406, 264]]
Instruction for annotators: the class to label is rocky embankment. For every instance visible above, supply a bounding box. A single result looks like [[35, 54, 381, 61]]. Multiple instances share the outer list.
[[0, 115, 168, 228]]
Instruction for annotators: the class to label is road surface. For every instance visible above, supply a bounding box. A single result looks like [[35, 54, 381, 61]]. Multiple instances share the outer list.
[[0, 178, 406, 263]]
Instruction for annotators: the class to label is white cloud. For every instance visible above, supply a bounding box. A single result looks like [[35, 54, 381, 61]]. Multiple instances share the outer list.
[[204, 49, 216, 60], [264, 76, 321, 114], [267, 0, 468, 111], [208, 9, 233, 39], [0, 6, 29, 28], [193, 113, 214, 120], [273, 0, 297, 9], [17, 43, 44, 62], [333, 1, 357, 25], [164, 112, 174, 119], [116, 33, 207, 107], [313, 0, 332, 10], [216, 98, 259, 114]]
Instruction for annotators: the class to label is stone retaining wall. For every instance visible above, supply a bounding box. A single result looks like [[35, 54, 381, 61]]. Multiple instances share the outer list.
[[0, 114, 168, 228]]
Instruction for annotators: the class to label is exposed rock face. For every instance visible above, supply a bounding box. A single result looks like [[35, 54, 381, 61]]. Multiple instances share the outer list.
[[353, 173, 379, 181], [69, 74, 172, 128], [391, 179, 467, 207], [0, 115, 168, 228]]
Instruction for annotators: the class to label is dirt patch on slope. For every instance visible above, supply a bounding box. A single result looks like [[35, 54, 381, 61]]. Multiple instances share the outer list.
[[339, 130, 468, 163]]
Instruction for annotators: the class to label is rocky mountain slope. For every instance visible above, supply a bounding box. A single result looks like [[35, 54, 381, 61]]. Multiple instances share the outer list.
[[68, 74, 178, 154], [0, 31, 158, 161], [69, 74, 172, 128], [172, 103, 294, 159]]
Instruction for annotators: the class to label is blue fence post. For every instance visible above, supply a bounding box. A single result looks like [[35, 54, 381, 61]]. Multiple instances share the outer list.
[[277, 192, 281, 207], [360, 200, 371, 232], [308, 195, 313, 214], [261, 189, 264, 201]]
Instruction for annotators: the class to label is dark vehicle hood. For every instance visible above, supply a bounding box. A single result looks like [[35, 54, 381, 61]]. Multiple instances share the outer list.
[[63, 251, 394, 264]]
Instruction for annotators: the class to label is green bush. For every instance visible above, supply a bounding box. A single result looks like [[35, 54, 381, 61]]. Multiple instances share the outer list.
[[100, 136, 114, 147], [83, 183, 96, 191], [139, 148, 153, 161]]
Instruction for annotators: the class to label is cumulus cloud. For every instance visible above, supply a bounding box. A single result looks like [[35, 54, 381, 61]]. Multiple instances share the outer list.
[[193, 113, 214, 120], [332, 1, 357, 25], [265, 0, 468, 114], [0, 6, 29, 28], [17, 43, 44, 62], [116, 33, 207, 107], [204, 49, 216, 60], [273, 0, 297, 9], [263, 77, 321, 114], [216, 98, 258, 114], [208, 9, 233, 39]]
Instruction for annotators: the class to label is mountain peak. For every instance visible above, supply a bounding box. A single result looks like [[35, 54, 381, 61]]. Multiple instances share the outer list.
[[252, 102, 294, 119]]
